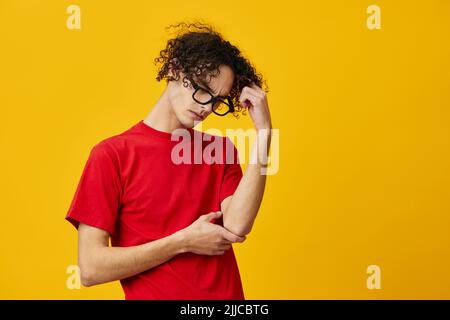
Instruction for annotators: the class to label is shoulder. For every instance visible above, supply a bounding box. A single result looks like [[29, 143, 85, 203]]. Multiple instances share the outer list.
[[88, 125, 137, 165], [92, 123, 140, 156]]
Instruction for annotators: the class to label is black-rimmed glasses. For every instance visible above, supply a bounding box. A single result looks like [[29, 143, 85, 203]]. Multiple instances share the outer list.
[[191, 81, 235, 116]]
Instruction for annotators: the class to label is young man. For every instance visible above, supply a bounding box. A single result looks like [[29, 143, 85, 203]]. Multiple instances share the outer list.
[[65, 22, 272, 300]]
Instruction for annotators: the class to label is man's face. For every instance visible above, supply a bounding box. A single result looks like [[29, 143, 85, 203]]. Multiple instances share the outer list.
[[170, 64, 235, 128]]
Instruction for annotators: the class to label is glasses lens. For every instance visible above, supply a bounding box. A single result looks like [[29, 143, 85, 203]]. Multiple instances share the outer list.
[[193, 87, 213, 104], [212, 99, 231, 115]]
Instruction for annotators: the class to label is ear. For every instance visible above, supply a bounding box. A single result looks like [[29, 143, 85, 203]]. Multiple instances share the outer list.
[[169, 67, 184, 83], [168, 58, 180, 78]]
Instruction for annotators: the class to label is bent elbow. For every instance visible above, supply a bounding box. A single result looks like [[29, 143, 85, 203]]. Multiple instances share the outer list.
[[223, 220, 252, 239], [79, 260, 101, 287], [80, 268, 96, 287]]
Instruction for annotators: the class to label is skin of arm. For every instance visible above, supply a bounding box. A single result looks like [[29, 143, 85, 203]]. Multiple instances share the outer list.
[[77, 223, 187, 287], [222, 83, 272, 237], [77, 211, 245, 287]]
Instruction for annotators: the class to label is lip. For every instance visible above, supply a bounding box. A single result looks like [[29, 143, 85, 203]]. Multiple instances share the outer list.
[[189, 110, 204, 120]]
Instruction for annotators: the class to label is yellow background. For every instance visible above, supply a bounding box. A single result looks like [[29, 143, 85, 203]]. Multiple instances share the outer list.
[[1, 0, 449, 299]]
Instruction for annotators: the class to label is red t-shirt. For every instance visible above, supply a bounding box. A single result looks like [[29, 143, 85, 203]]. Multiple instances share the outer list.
[[66, 120, 245, 299]]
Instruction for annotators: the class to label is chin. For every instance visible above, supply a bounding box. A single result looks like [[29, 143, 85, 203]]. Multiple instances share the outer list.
[[182, 112, 203, 128], [178, 116, 196, 129]]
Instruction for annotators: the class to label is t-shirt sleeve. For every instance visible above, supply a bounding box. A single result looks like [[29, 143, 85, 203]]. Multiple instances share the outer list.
[[65, 141, 122, 236], [219, 137, 243, 205]]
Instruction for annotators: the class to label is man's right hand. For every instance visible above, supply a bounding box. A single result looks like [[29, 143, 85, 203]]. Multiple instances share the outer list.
[[178, 211, 246, 256]]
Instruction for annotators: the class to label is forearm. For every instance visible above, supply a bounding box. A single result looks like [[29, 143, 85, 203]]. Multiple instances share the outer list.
[[80, 230, 186, 286], [223, 129, 271, 236]]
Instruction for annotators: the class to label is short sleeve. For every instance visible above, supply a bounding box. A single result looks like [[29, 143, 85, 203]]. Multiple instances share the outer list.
[[65, 141, 122, 236], [219, 137, 243, 204]]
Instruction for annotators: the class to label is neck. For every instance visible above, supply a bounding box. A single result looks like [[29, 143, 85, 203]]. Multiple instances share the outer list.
[[144, 84, 183, 133]]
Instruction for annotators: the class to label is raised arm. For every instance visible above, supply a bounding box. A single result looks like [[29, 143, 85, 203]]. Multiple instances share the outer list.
[[222, 83, 272, 237]]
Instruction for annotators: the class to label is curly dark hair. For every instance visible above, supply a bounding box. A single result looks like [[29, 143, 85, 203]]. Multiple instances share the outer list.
[[154, 21, 268, 118]]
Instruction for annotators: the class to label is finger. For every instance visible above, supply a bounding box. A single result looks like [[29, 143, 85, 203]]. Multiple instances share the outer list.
[[221, 229, 246, 243], [249, 82, 262, 91], [242, 85, 264, 98], [218, 240, 232, 247], [218, 243, 232, 250], [239, 91, 259, 108], [203, 211, 223, 221], [250, 83, 267, 97]]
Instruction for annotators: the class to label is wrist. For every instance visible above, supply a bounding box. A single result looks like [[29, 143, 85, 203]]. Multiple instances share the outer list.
[[255, 123, 272, 133], [172, 229, 190, 254], [253, 128, 272, 168]]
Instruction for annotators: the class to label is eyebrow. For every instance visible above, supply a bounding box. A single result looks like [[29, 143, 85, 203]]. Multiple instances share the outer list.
[[200, 80, 228, 98]]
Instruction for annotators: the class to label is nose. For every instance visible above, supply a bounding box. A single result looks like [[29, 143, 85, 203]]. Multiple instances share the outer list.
[[199, 104, 211, 115]]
